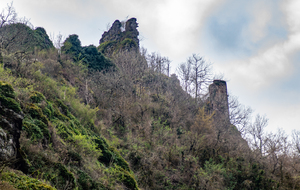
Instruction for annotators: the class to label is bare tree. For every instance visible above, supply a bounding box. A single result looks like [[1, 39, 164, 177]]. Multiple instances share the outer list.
[[292, 130, 300, 154], [177, 61, 192, 93], [176, 54, 212, 101], [265, 128, 289, 174], [189, 54, 212, 100], [0, 2, 16, 54], [246, 114, 269, 155], [228, 95, 252, 137], [50, 32, 65, 53], [0, 2, 32, 55], [0, 2, 17, 28], [147, 52, 170, 75]]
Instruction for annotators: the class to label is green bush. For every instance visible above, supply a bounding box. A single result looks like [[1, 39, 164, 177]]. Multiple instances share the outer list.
[[42, 102, 54, 119], [67, 151, 82, 166], [117, 166, 139, 190], [119, 38, 138, 50], [0, 81, 21, 113], [0, 81, 15, 98], [30, 91, 46, 103], [77, 170, 105, 190], [55, 120, 74, 139], [27, 103, 48, 124], [98, 40, 118, 54], [1, 171, 56, 190], [55, 163, 76, 189], [22, 118, 51, 142], [94, 137, 130, 172], [0, 95, 21, 113], [53, 107, 69, 121], [23, 119, 43, 141]]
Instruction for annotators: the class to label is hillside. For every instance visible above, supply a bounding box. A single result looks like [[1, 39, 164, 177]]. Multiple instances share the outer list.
[[1, 7, 300, 190]]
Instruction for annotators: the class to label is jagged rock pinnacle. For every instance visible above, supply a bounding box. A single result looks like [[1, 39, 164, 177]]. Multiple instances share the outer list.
[[99, 18, 139, 54], [99, 20, 122, 44]]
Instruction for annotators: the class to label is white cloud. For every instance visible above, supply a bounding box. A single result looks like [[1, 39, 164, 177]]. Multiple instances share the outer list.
[[284, 0, 300, 33], [223, 42, 292, 90], [259, 102, 300, 135], [219, 0, 300, 91], [246, 1, 272, 43]]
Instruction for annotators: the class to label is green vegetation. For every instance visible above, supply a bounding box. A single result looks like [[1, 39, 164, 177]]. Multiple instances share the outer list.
[[0, 81, 21, 113], [1, 169, 56, 190], [61, 34, 114, 72], [98, 40, 118, 54]]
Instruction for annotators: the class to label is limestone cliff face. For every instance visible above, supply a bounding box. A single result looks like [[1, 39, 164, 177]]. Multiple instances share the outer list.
[[0, 82, 23, 161], [99, 18, 139, 55]]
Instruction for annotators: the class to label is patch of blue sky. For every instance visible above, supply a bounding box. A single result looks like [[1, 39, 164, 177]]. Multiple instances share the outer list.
[[206, 15, 251, 54]]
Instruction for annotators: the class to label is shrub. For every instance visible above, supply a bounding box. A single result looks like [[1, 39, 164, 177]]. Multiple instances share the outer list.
[[98, 40, 118, 54], [116, 166, 139, 190], [22, 118, 51, 142], [1, 171, 56, 190], [54, 163, 76, 189], [94, 137, 130, 172], [0, 81, 15, 98], [30, 91, 46, 103], [27, 103, 48, 124], [0, 95, 21, 113], [72, 134, 101, 157], [77, 170, 104, 190]]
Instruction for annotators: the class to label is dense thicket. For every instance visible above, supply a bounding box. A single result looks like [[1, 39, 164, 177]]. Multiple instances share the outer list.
[[61, 34, 114, 72]]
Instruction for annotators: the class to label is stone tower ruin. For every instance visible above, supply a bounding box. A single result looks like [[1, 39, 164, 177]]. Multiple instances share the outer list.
[[207, 80, 230, 128]]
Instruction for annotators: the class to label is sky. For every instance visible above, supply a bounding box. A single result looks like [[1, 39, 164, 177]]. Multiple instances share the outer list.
[[1, 0, 300, 135]]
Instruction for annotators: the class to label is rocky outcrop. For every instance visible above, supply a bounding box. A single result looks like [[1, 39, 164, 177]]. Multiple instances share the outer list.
[[99, 20, 122, 44], [99, 18, 139, 55], [125, 18, 139, 47], [0, 82, 23, 161]]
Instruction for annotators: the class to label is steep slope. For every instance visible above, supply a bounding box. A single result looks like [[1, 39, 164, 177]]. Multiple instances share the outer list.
[[1, 17, 300, 190], [0, 34, 139, 189]]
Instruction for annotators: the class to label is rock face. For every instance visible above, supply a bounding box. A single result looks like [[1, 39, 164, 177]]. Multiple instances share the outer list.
[[99, 18, 139, 55], [125, 18, 139, 46], [0, 106, 23, 160], [99, 20, 122, 44], [207, 80, 230, 128], [0, 82, 23, 161]]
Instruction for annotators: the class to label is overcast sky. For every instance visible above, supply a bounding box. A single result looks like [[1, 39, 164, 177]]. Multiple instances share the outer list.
[[1, 0, 300, 134]]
